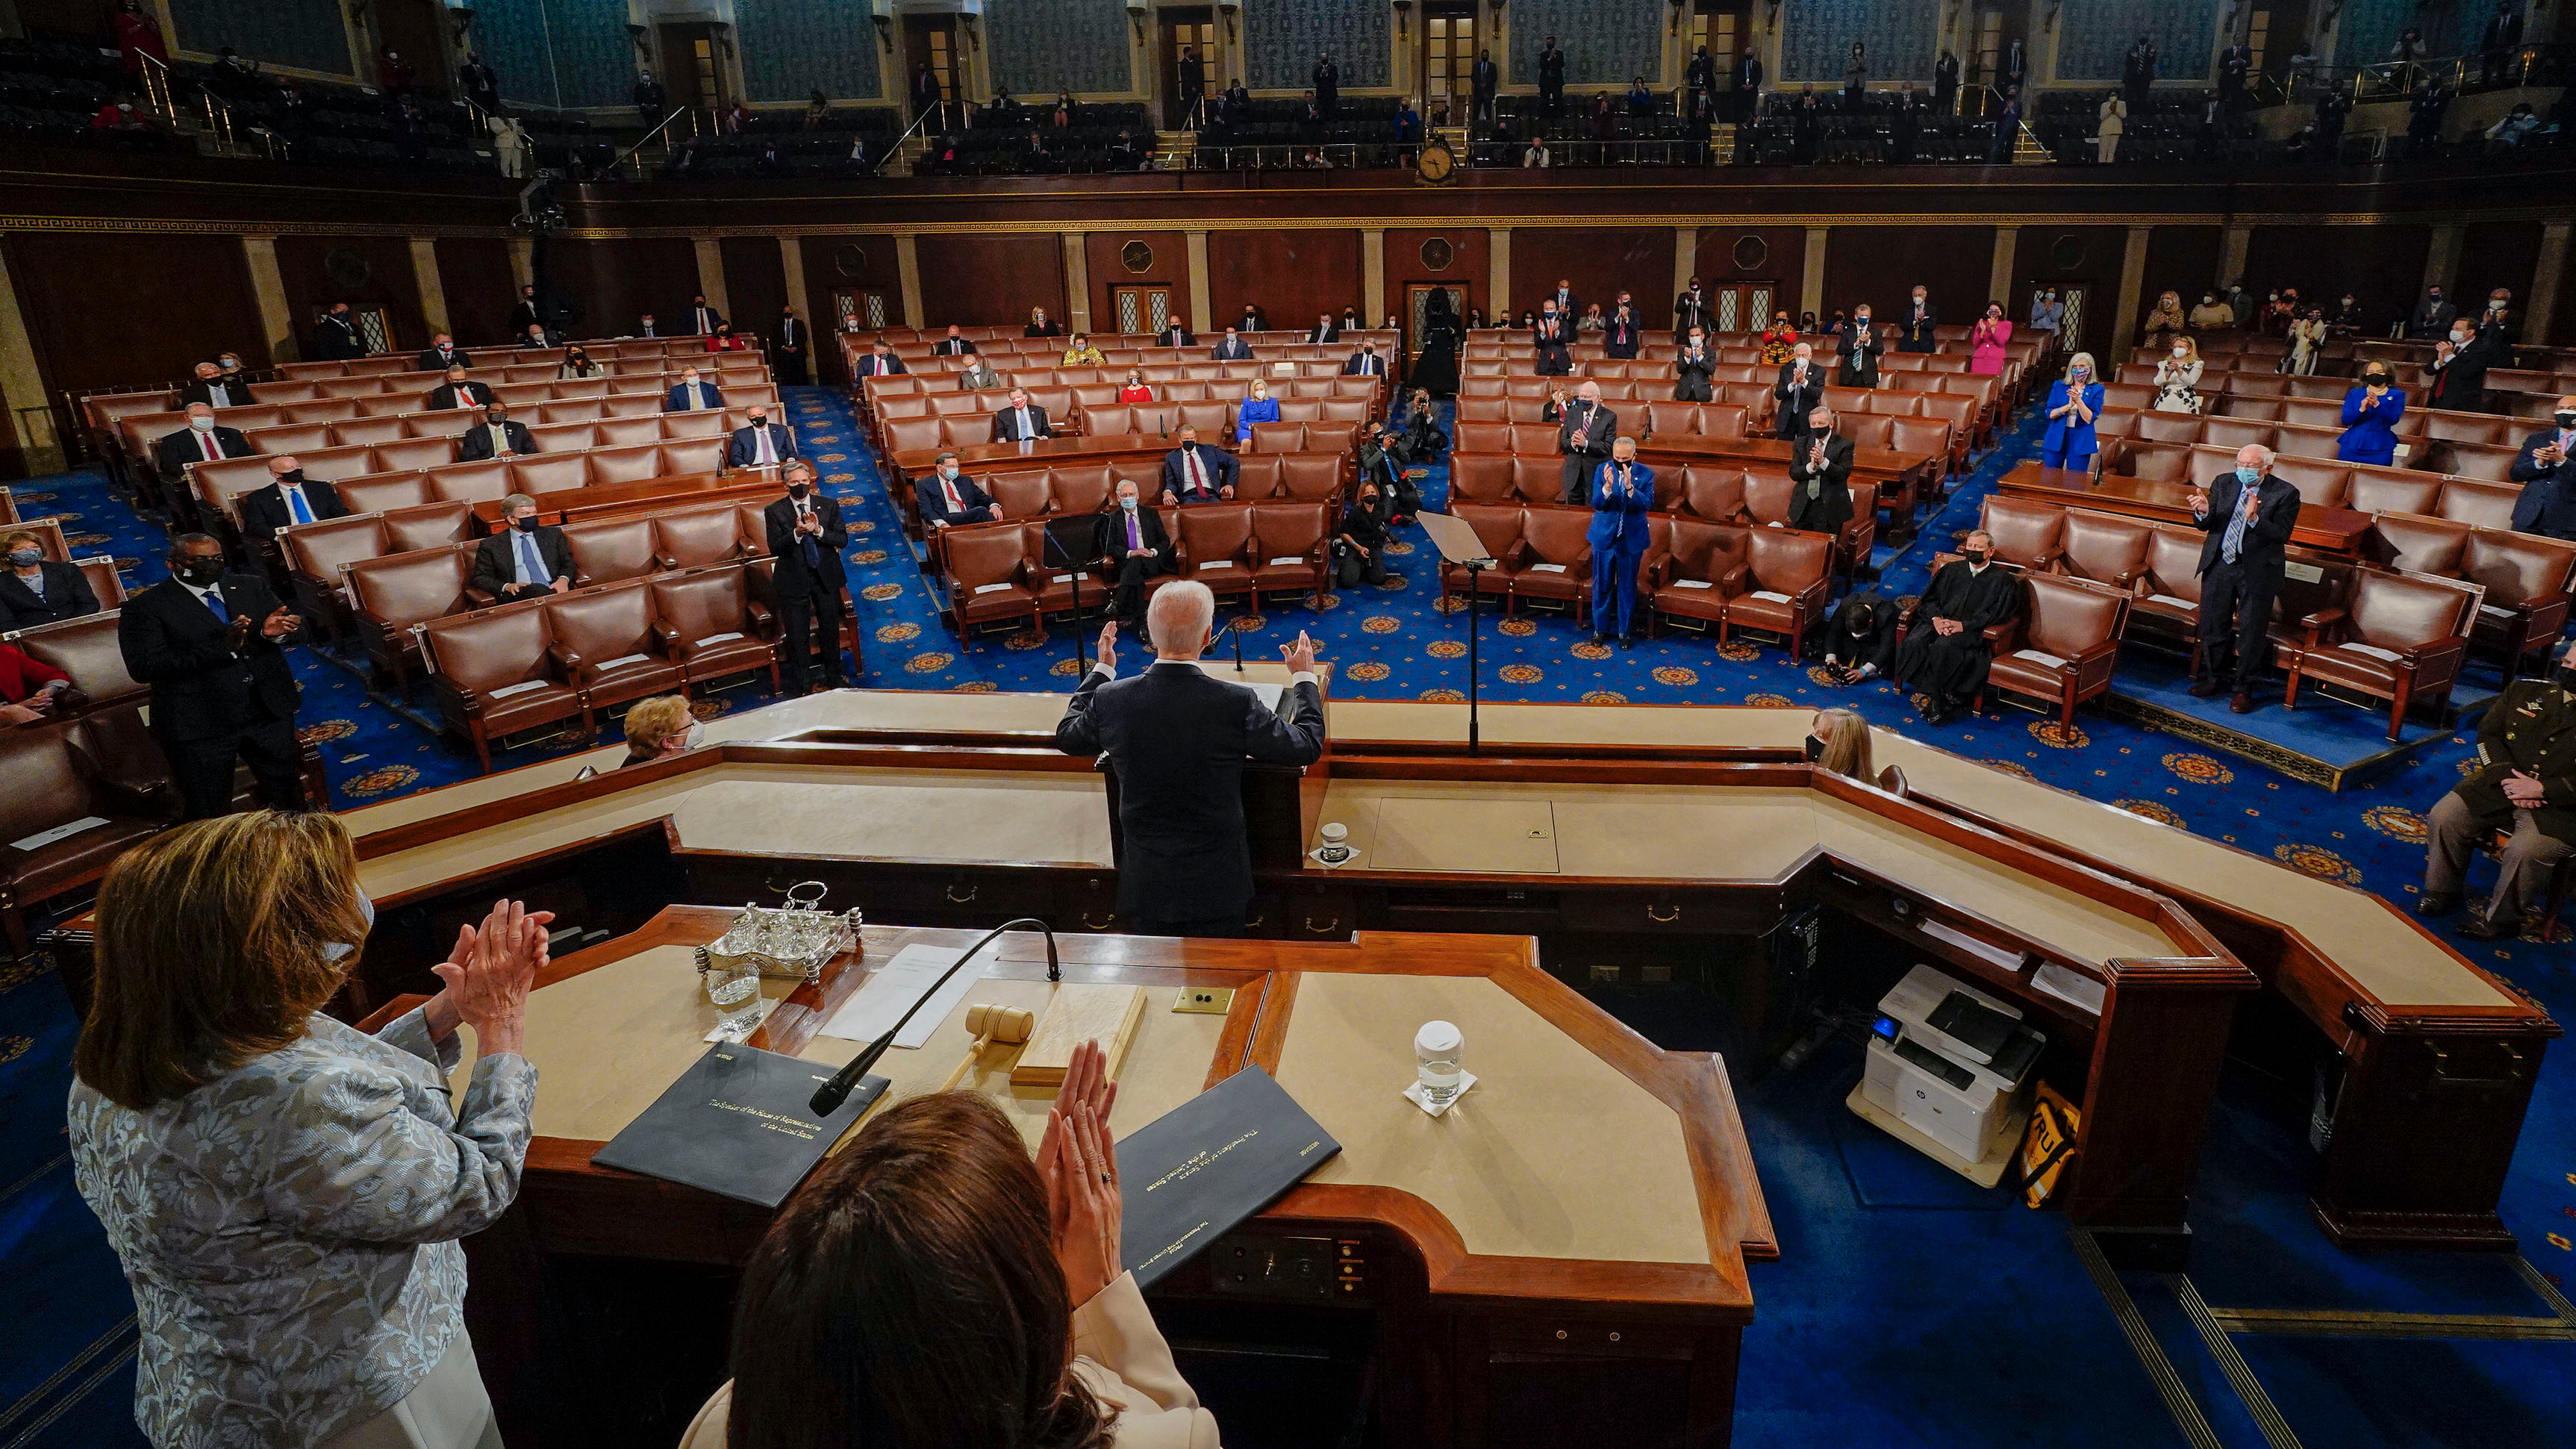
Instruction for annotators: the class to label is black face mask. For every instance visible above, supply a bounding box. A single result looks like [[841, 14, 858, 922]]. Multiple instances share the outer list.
[[278, 469, 306, 485], [2557, 663, 2576, 690], [2363, 374, 2387, 387], [177, 557, 223, 585], [2556, 412, 2576, 429], [1963, 549, 1989, 566], [512, 516, 540, 534], [788, 483, 811, 500], [1803, 734, 1827, 763]]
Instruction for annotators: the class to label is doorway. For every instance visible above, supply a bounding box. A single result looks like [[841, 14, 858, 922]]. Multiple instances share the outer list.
[[657, 23, 728, 113], [1421, 3, 1476, 127], [1406, 283, 1468, 360], [2056, 283, 2092, 357], [1160, 10, 1215, 130], [834, 288, 891, 333], [1111, 286, 1176, 336], [1706, 281, 1777, 334], [903, 16, 961, 129]]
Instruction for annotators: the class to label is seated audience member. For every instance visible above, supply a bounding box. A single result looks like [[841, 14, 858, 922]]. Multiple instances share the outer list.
[[0, 531, 99, 629], [679, 1050, 1216, 1449], [1156, 320, 1194, 348], [705, 322, 749, 352], [473, 493, 573, 601], [959, 355, 1005, 390], [213, 351, 249, 384], [0, 638, 72, 723], [1161, 425, 1237, 504], [620, 694, 699, 768], [1238, 302, 1267, 331], [1344, 342, 1387, 376], [237, 455, 350, 547], [934, 325, 979, 357], [428, 364, 496, 411], [153, 403, 255, 475], [726, 405, 797, 468], [917, 452, 999, 530], [1118, 369, 1155, 404], [854, 341, 908, 378], [1095, 478, 1173, 629], [665, 367, 726, 412], [458, 403, 535, 461], [1806, 708, 1873, 780], [415, 332, 470, 372], [1234, 378, 1281, 444], [520, 321, 560, 349], [2336, 365, 2407, 466], [1308, 313, 1341, 345], [1063, 334, 1107, 367], [1895, 529, 2018, 725], [1211, 327, 1253, 362], [556, 344, 601, 379], [637, 311, 662, 337], [992, 387, 1054, 443], [1335, 477, 1392, 588], [1821, 588, 1899, 682], [2186, 293, 2234, 330], [69, 813, 546, 1449], [2509, 395, 2576, 541], [1026, 307, 1062, 337], [2420, 638, 2576, 939], [179, 361, 247, 411]]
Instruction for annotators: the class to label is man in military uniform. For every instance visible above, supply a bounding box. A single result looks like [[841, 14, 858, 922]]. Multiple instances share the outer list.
[[2421, 639, 2576, 939]]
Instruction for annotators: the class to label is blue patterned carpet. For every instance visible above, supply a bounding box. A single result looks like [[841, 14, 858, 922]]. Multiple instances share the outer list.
[[1, 386, 2569, 1447]]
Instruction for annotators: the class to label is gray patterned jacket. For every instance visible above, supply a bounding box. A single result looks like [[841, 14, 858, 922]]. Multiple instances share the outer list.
[[68, 1008, 537, 1448]]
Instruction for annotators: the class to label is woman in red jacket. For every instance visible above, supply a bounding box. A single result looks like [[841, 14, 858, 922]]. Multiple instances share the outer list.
[[0, 641, 71, 724]]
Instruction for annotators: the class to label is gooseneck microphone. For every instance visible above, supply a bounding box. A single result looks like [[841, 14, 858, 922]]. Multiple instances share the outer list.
[[809, 917, 1061, 1115]]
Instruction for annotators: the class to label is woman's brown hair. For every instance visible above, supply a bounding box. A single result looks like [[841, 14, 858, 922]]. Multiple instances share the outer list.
[[726, 1092, 1108, 1449], [74, 811, 370, 1110]]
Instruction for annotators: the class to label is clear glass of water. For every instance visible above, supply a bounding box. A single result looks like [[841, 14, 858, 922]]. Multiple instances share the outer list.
[[1415, 1020, 1465, 1108], [704, 958, 764, 1041]]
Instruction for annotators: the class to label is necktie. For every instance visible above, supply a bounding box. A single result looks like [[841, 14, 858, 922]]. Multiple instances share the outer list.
[[199, 430, 219, 461], [1126, 511, 1141, 551], [1187, 448, 1208, 496], [798, 505, 822, 568], [942, 477, 964, 514], [287, 487, 311, 524], [200, 586, 228, 623], [516, 530, 546, 585], [2223, 487, 2252, 564], [755, 428, 775, 465], [1017, 409, 1032, 436]]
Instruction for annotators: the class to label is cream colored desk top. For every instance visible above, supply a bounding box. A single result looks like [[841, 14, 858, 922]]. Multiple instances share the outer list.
[[1314, 779, 2176, 969]]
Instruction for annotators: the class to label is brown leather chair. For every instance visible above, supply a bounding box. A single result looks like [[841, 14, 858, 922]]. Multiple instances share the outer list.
[[2347, 470, 2442, 516], [2056, 511, 2154, 593], [1085, 404, 1141, 437], [664, 437, 727, 476], [348, 544, 477, 692], [1451, 455, 1517, 504], [1275, 455, 1344, 505], [1680, 465, 1749, 523], [1176, 504, 1259, 608], [428, 461, 515, 509], [281, 516, 387, 643], [983, 471, 1053, 520], [544, 579, 684, 711], [2436, 479, 2521, 529], [2463, 528, 2576, 676], [1053, 468, 1114, 517], [586, 443, 667, 485], [1821, 387, 1873, 415], [1454, 421, 1512, 454], [1020, 521, 1089, 619], [2439, 442, 2521, 483], [1644, 402, 1703, 438], [372, 436, 461, 474], [2133, 413, 2207, 446], [1977, 495, 2066, 572], [1645, 517, 1748, 635], [1251, 502, 1330, 607], [1247, 421, 1306, 455], [0, 722, 164, 957], [508, 454, 590, 497], [942, 521, 1042, 644], [885, 415, 947, 454], [1984, 575, 2130, 732], [1744, 469, 1877, 585], [563, 517, 660, 588], [11, 613, 141, 706], [596, 416, 664, 447], [246, 423, 336, 455], [661, 410, 730, 441], [1721, 528, 1833, 655], [1508, 457, 1561, 504], [381, 501, 473, 553], [1455, 396, 1510, 423], [1508, 508, 1594, 622], [2284, 569, 2474, 741], [1841, 415, 1896, 451], [1176, 402, 1232, 437], [648, 566, 778, 692], [2366, 512, 2471, 576], [337, 476, 435, 514], [1441, 505, 1524, 607], [424, 600, 592, 772], [653, 506, 754, 570], [74, 558, 126, 611]]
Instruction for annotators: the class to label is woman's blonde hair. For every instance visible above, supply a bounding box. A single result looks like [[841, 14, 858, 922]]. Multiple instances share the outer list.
[[2171, 335, 2201, 363], [624, 694, 693, 754], [1248, 378, 1269, 397], [75, 811, 369, 1110], [1814, 709, 1874, 781]]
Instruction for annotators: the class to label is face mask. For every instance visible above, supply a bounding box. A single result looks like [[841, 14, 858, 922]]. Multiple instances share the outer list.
[[1855, 314, 1869, 323], [748, 416, 766, 428], [512, 515, 540, 534], [2557, 411, 2576, 428], [7, 549, 40, 567], [788, 483, 811, 500], [2174, 348, 2189, 358], [683, 376, 700, 387], [278, 469, 307, 485], [177, 556, 223, 585], [322, 891, 375, 963], [2452, 332, 2470, 345], [1120, 495, 1138, 511], [1802, 734, 1827, 763], [219, 358, 240, 370], [1962, 549, 1988, 566], [2070, 368, 2089, 381], [2365, 374, 2389, 387], [682, 723, 707, 752], [2236, 466, 2262, 485]]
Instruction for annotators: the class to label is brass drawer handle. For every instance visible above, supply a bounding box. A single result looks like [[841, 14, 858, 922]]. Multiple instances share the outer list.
[[1082, 911, 1114, 930], [1304, 915, 1340, 935], [1647, 903, 1680, 923], [945, 882, 979, 903]]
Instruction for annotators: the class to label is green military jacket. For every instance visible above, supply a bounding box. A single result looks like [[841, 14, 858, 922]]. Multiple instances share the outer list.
[[2457, 676, 2576, 841]]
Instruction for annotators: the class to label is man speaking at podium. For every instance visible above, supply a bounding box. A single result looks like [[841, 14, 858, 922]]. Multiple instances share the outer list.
[[1055, 580, 1324, 939]]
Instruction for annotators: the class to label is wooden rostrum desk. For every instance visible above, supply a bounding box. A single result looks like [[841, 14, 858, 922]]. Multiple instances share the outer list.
[[319, 686, 2550, 1444]]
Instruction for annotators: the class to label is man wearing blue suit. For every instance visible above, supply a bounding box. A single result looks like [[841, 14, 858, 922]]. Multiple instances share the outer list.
[[2508, 393, 2576, 542], [725, 406, 798, 468], [664, 367, 725, 411], [916, 452, 1000, 529], [1588, 437, 1653, 649]]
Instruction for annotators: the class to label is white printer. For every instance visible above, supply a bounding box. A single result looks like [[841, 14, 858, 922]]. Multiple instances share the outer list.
[[1854, 964, 2047, 1182]]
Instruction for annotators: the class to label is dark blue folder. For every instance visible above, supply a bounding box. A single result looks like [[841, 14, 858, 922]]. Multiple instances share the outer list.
[[1117, 1066, 1342, 1289]]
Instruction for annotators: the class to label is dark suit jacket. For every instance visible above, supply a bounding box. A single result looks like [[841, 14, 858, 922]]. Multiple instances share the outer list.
[[687, 307, 723, 336], [472, 526, 575, 599], [1898, 303, 1939, 349], [2510, 429, 2576, 534], [915, 473, 997, 529], [1774, 362, 1827, 437], [2193, 473, 2302, 577], [428, 381, 497, 411], [664, 381, 726, 412], [765, 494, 848, 598], [724, 423, 798, 467], [415, 347, 471, 373], [1053, 661, 1326, 918], [2412, 299, 2458, 338], [0, 561, 100, 629], [1156, 328, 1195, 348], [311, 315, 365, 361], [1342, 352, 1386, 376], [1307, 323, 1341, 344], [1211, 338, 1253, 361], [2425, 351, 2489, 411], [1161, 443, 1239, 501], [178, 378, 252, 411], [991, 405, 1052, 442], [153, 425, 255, 475], [1838, 330, 1881, 387], [239, 479, 350, 546], [1095, 502, 1173, 572], [458, 420, 537, 461], [932, 337, 979, 355], [854, 352, 908, 376], [1556, 399, 1615, 460], [117, 574, 301, 742], [1786, 432, 1856, 532]]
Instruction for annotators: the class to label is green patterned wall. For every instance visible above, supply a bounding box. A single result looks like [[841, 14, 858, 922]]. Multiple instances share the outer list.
[[166, 0, 352, 77], [736, 0, 887, 102]]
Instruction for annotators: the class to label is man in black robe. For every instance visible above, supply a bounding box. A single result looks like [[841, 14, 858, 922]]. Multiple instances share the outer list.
[[1896, 530, 2019, 723]]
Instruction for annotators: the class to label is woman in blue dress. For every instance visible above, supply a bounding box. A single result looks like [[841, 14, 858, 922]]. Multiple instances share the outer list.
[[2336, 363, 2407, 465], [2039, 352, 2104, 472], [1234, 376, 1280, 444]]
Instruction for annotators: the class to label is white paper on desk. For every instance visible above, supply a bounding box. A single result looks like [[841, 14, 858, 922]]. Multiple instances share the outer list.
[[2012, 649, 2067, 669], [489, 679, 550, 699], [10, 815, 107, 853], [2342, 642, 2402, 662], [1268, 555, 1306, 566], [599, 652, 651, 670], [697, 631, 745, 645], [1197, 560, 1237, 570], [1750, 589, 1791, 602], [1673, 579, 1715, 590], [1229, 679, 1286, 715], [2148, 593, 2195, 610], [817, 943, 979, 1049], [973, 582, 1016, 594], [1529, 562, 1568, 573], [2031, 961, 2107, 1017], [1918, 917, 2025, 971]]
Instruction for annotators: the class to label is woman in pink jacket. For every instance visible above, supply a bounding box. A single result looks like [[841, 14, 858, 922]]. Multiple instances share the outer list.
[[1969, 302, 2013, 375]]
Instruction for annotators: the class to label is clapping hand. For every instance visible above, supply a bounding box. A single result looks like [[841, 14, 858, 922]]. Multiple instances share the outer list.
[[1281, 629, 1320, 674], [261, 607, 299, 641], [2186, 487, 2210, 515], [1038, 1040, 1123, 1307], [426, 897, 554, 1056], [1094, 620, 1117, 672]]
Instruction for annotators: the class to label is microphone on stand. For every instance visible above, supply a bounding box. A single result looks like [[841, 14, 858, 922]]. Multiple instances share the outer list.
[[810, 917, 1060, 1115], [1231, 612, 1246, 673]]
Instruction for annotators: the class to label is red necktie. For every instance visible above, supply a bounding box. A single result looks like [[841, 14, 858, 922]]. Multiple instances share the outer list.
[[198, 430, 219, 461]]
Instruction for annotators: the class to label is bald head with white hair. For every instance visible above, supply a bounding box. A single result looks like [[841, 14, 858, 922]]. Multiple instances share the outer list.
[[1147, 579, 1217, 659]]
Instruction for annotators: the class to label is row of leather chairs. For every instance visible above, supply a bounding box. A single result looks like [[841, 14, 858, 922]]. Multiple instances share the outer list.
[[2109, 442, 2530, 510], [190, 436, 735, 535], [882, 413, 1359, 459], [420, 562, 785, 771], [1459, 373, 1998, 466], [1447, 454, 1879, 588], [275, 336, 735, 380], [846, 329, 1397, 360], [902, 452, 1355, 551], [2105, 396, 2540, 449], [2096, 413, 2521, 482], [937, 501, 1335, 642], [1438, 504, 1839, 654]]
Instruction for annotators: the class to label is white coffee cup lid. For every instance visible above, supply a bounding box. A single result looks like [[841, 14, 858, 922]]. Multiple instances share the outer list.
[[1415, 1020, 1462, 1055]]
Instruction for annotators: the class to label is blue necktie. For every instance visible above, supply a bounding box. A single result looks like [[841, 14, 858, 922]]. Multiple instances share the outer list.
[[287, 488, 312, 525], [2222, 487, 2251, 564], [799, 506, 822, 568], [201, 587, 228, 623], [517, 531, 546, 585]]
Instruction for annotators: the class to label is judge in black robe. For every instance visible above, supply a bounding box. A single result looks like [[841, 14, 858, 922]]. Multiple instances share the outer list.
[[1895, 535, 2019, 723]]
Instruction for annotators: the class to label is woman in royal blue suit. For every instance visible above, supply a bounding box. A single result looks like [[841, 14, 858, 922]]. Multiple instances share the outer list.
[[2039, 352, 2105, 472], [2336, 363, 2407, 465], [1234, 377, 1282, 444]]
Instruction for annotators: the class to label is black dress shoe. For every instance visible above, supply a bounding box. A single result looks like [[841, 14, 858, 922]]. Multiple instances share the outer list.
[[1589, 632, 1608, 646], [2188, 677, 2225, 699], [1619, 633, 1635, 649], [2459, 914, 2522, 941], [2416, 894, 2461, 917], [2230, 692, 2257, 714]]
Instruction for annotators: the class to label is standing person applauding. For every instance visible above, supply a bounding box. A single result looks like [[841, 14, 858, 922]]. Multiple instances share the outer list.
[[2336, 365, 2407, 466], [71, 811, 548, 1449]]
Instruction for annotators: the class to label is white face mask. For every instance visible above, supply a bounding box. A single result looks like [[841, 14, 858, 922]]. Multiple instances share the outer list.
[[939, 466, 958, 482], [1120, 495, 1138, 511], [682, 723, 706, 752], [2452, 331, 2471, 344], [189, 415, 213, 431], [2173, 347, 2188, 358]]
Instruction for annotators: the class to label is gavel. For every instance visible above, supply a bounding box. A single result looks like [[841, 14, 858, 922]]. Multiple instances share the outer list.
[[935, 1002, 1035, 1091]]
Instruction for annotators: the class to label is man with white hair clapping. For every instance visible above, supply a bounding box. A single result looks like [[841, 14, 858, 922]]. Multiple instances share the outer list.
[[2187, 443, 2301, 714]]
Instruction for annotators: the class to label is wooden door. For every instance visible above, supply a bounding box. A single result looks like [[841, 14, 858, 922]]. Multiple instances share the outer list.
[[1111, 287, 1175, 337], [657, 25, 726, 112], [1709, 281, 1777, 334], [1406, 282, 1468, 360], [834, 288, 892, 333], [904, 16, 959, 121], [1160, 11, 1214, 129], [1421, 3, 1477, 125]]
